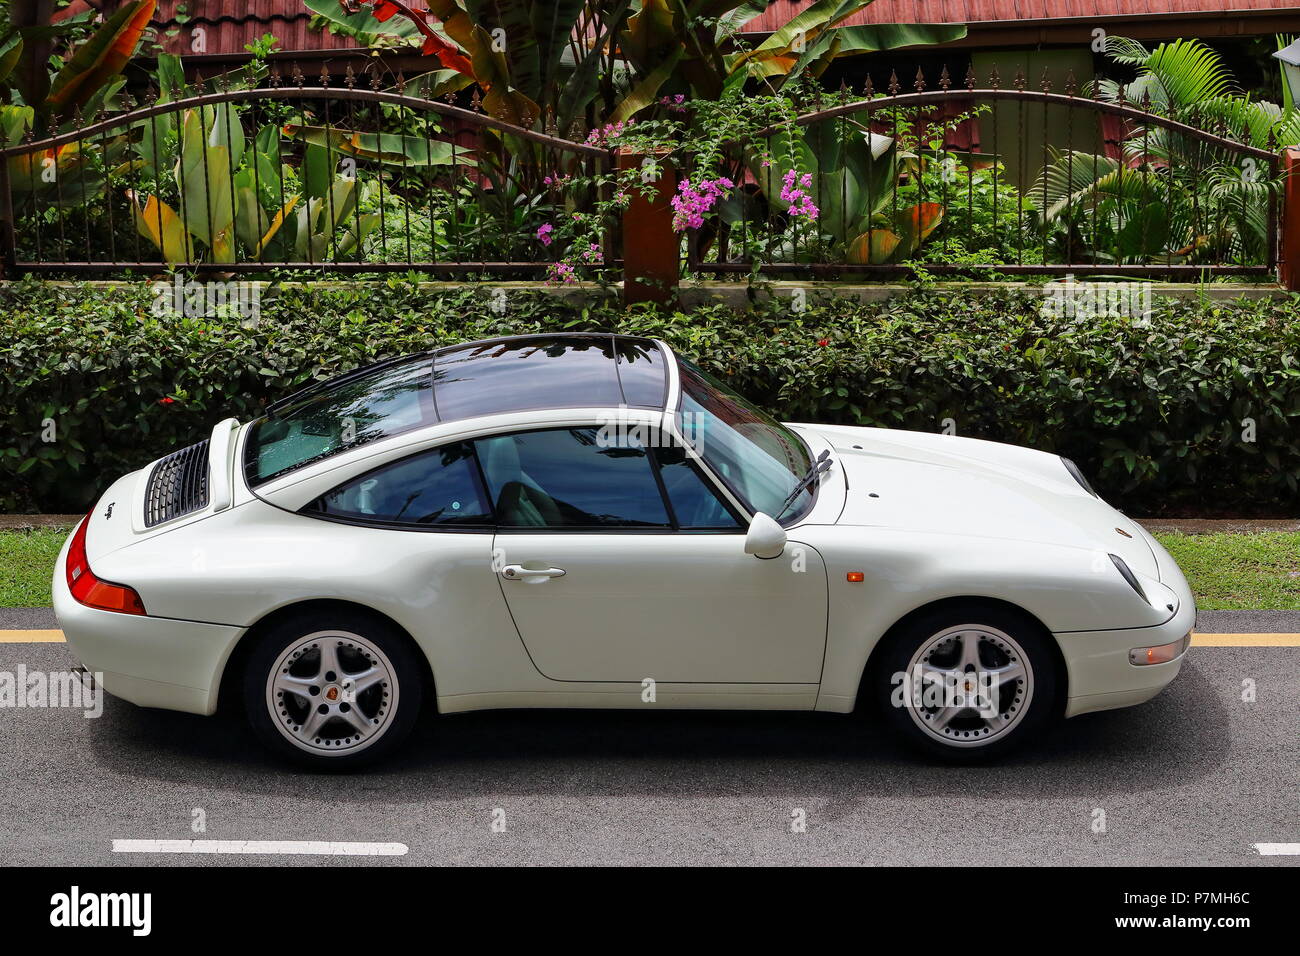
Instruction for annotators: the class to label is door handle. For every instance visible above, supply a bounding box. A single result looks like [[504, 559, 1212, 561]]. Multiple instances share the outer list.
[[500, 564, 566, 582]]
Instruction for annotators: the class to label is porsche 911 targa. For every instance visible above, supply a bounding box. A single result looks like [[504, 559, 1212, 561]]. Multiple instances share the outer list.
[[54, 333, 1193, 766]]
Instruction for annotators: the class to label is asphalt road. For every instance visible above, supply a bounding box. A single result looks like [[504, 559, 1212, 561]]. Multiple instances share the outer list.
[[0, 626, 1296, 866]]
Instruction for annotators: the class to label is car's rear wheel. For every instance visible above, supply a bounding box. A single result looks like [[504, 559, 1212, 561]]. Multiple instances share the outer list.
[[244, 609, 423, 769], [873, 605, 1059, 762]]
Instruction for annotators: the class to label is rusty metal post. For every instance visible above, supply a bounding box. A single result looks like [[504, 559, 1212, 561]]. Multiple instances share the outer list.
[[617, 147, 678, 305], [1281, 147, 1300, 291]]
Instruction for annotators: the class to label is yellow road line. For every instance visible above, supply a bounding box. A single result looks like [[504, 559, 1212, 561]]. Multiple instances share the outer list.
[[0, 630, 66, 643], [1190, 633, 1300, 646], [0, 631, 1298, 645]]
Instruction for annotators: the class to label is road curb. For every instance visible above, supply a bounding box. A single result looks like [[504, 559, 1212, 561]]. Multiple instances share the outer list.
[[0, 515, 80, 529]]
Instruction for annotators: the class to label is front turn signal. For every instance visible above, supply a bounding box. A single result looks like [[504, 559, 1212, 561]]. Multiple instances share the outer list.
[[1129, 634, 1189, 666]]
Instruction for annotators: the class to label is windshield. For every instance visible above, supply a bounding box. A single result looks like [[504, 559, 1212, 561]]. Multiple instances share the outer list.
[[676, 358, 813, 520], [244, 357, 436, 486]]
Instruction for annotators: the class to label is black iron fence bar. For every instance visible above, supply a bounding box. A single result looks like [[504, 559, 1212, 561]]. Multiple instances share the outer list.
[[0, 88, 611, 161], [4, 260, 624, 275], [692, 263, 1270, 276], [747, 90, 1282, 168]]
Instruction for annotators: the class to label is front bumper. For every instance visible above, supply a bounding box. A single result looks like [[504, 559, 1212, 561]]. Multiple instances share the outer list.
[[51, 525, 244, 716], [1057, 529, 1195, 718]]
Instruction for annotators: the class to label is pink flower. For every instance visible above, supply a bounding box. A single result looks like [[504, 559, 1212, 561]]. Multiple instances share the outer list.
[[670, 176, 735, 232], [536, 223, 554, 246], [585, 119, 635, 147], [547, 262, 578, 285], [780, 168, 820, 222]]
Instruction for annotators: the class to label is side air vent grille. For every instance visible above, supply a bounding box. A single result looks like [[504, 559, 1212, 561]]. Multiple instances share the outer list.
[[143, 439, 211, 528]]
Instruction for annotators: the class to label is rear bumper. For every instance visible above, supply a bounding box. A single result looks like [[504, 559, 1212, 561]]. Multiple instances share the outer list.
[[51, 527, 243, 716]]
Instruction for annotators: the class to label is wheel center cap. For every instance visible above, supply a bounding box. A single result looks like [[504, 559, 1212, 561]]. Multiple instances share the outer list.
[[324, 685, 340, 702]]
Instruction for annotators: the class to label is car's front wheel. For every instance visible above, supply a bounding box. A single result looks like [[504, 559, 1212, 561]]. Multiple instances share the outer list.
[[244, 609, 423, 769], [873, 605, 1060, 761]]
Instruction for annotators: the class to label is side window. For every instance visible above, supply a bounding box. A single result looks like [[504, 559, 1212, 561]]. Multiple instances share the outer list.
[[476, 428, 670, 529], [305, 441, 492, 527], [654, 445, 742, 530]]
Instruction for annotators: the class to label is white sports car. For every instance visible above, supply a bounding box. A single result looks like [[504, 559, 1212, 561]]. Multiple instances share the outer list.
[[53, 333, 1193, 767]]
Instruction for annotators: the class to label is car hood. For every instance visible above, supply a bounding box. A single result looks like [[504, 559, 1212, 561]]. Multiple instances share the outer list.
[[800, 424, 1159, 579]]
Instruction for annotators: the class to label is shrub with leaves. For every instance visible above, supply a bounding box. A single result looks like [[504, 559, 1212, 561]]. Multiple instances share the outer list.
[[1, 277, 1297, 515]]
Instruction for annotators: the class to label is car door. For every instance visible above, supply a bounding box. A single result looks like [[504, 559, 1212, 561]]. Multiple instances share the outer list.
[[297, 441, 526, 699], [479, 426, 829, 684]]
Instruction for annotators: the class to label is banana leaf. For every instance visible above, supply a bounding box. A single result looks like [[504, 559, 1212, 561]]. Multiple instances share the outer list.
[[283, 124, 468, 166], [46, 0, 156, 115], [127, 190, 195, 263], [177, 109, 236, 261], [0, 35, 23, 85]]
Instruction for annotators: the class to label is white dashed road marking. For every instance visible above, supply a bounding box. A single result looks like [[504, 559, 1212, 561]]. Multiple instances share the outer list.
[[112, 840, 408, 856], [1251, 843, 1300, 856]]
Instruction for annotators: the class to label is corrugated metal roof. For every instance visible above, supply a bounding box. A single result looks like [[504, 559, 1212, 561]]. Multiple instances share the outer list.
[[93, 0, 1300, 57], [101, 0, 366, 57], [744, 0, 1300, 31]]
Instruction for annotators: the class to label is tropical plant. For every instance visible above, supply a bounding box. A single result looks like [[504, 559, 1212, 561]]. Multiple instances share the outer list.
[[1, 0, 155, 126], [125, 102, 383, 264], [675, 86, 1017, 267], [1032, 36, 1295, 267], [0, 0, 157, 210], [306, 0, 966, 129]]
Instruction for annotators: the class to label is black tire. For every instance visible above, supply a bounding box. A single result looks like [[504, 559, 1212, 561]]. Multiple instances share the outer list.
[[871, 604, 1060, 763], [243, 608, 424, 770]]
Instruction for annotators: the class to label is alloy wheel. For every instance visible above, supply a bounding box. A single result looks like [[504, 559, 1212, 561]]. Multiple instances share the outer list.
[[902, 624, 1034, 748], [265, 629, 399, 757]]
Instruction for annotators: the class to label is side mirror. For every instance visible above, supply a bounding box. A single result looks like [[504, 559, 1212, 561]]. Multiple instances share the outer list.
[[744, 512, 787, 559]]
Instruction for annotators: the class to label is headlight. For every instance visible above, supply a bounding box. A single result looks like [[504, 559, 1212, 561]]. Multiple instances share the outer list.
[[1061, 457, 1098, 497], [1109, 554, 1149, 605]]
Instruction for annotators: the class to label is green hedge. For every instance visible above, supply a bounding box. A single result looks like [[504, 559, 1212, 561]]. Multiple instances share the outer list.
[[2, 277, 1299, 515]]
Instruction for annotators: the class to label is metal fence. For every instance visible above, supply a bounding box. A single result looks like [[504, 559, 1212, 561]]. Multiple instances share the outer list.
[[686, 68, 1282, 279], [0, 65, 1285, 284], [0, 69, 614, 277]]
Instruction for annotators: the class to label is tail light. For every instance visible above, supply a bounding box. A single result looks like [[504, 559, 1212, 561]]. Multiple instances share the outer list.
[[66, 513, 147, 615]]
